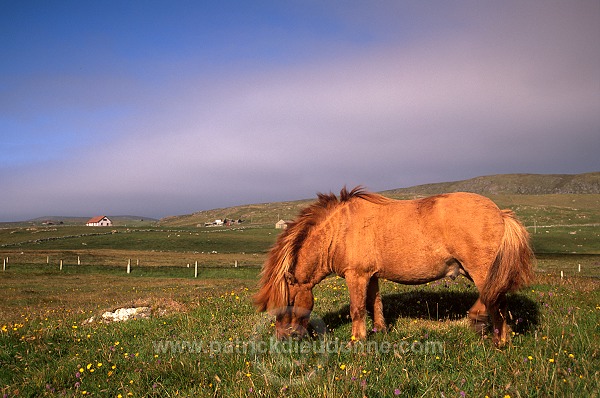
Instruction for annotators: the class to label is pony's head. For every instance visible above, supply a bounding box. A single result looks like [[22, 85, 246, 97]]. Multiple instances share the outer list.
[[254, 263, 315, 339], [254, 205, 319, 339], [255, 187, 376, 338], [272, 272, 314, 339]]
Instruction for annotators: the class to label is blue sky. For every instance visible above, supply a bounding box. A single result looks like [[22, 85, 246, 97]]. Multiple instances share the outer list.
[[1, 1, 599, 221]]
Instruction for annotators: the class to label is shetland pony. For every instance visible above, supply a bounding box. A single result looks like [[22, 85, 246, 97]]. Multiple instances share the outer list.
[[254, 187, 534, 347]]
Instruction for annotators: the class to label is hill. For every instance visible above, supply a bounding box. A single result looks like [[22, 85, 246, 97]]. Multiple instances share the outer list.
[[159, 200, 313, 227], [160, 172, 600, 227], [383, 172, 600, 196]]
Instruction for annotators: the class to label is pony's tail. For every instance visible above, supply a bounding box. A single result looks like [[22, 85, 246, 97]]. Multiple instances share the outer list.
[[480, 210, 535, 306]]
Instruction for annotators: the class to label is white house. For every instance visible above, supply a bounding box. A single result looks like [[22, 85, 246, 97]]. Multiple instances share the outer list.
[[86, 216, 113, 227], [203, 219, 225, 227], [275, 219, 291, 229]]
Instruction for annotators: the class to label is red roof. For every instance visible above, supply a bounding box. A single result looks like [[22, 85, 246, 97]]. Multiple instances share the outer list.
[[87, 216, 108, 223]]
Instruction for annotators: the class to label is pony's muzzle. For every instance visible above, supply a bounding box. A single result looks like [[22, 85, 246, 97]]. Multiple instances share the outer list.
[[276, 324, 307, 340]]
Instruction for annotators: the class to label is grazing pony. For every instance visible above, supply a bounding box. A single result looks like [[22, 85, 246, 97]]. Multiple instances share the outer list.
[[254, 187, 534, 347]]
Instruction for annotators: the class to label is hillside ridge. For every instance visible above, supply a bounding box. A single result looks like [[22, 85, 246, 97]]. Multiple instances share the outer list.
[[160, 172, 599, 226], [383, 172, 600, 196]]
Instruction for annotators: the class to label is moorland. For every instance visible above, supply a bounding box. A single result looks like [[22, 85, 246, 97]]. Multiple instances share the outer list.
[[1, 172, 598, 397]]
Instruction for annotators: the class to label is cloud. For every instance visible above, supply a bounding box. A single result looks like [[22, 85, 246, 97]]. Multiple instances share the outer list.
[[1, 1, 598, 221]]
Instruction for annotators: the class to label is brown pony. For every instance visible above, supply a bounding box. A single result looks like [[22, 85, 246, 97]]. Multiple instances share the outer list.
[[254, 187, 534, 347]]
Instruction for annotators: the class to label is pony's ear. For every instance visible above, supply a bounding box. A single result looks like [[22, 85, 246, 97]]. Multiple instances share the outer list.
[[284, 271, 297, 285]]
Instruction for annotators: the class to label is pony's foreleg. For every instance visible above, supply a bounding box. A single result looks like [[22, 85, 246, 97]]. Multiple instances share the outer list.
[[344, 271, 369, 341], [366, 276, 386, 333]]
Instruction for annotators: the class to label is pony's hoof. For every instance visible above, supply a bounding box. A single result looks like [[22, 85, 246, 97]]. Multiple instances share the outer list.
[[469, 320, 488, 335], [492, 333, 510, 349], [345, 335, 366, 348], [372, 324, 387, 334], [468, 313, 489, 335], [493, 339, 508, 349], [345, 341, 357, 349]]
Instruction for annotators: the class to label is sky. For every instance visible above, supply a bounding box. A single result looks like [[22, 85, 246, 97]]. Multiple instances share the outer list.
[[1, 1, 599, 221]]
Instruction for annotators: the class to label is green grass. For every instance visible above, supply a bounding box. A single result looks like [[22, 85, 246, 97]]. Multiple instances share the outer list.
[[530, 226, 600, 254], [1, 194, 599, 397], [1, 258, 599, 397], [0, 225, 276, 253], [2, 219, 598, 258]]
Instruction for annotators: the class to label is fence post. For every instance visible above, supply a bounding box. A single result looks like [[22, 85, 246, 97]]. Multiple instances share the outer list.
[[194, 261, 198, 278], [127, 259, 131, 274], [78, 256, 81, 265], [2, 258, 5, 271], [47, 255, 49, 264], [60, 259, 63, 271]]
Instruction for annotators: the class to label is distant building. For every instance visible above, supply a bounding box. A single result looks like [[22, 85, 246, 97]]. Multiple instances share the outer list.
[[86, 216, 113, 227], [203, 219, 224, 227], [275, 219, 292, 229], [201, 218, 244, 227]]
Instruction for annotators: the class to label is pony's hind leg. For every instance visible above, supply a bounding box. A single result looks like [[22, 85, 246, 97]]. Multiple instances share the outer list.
[[366, 276, 386, 333], [344, 271, 369, 341], [467, 298, 489, 335], [471, 279, 510, 347], [468, 267, 511, 347], [488, 294, 510, 348]]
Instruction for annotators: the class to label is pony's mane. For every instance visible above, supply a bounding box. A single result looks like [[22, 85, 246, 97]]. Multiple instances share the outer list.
[[254, 186, 391, 312]]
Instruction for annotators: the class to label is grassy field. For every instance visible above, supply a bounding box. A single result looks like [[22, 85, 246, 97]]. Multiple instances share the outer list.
[[1, 200, 599, 397]]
